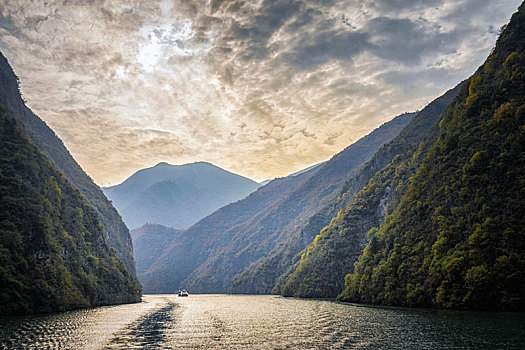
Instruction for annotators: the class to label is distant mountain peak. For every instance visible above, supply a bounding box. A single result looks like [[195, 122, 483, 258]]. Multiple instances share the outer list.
[[103, 161, 260, 229]]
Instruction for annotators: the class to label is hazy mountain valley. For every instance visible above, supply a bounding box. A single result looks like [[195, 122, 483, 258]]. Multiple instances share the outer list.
[[1, 0, 524, 348]]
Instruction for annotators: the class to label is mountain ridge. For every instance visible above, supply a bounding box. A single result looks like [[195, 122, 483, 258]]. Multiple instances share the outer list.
[[228, 113, 416, 294], [276, 82, 463, 298]]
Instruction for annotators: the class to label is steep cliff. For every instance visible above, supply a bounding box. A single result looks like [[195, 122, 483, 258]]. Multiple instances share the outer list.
[[0, 109, 140, 315], [0, 52, 138, 280], [278, 83, 462, 297], [340, 3, 525, 310]]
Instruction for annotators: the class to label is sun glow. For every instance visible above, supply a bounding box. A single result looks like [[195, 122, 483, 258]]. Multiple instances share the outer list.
[[137, 20, 194, 72]]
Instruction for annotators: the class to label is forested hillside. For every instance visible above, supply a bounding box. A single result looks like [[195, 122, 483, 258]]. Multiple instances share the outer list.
[[278, 83, 462, 298], [131, 224, 184, 275], [0, 53, 137, 277], [340, 3, 525, 310], [0, 109, 140, 315]]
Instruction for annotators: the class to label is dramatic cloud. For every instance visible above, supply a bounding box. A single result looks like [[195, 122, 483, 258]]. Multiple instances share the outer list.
[[0, 0, 521, 184]]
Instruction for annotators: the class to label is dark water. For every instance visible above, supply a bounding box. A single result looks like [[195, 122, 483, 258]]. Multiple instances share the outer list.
[[1, 295, 524, 349]]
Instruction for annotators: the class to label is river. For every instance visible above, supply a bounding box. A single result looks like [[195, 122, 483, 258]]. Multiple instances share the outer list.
[[0, 294, 524, 349]]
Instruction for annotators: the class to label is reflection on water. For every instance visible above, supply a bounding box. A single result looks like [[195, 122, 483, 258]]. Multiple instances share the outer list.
[[1, 294, 524, 349]]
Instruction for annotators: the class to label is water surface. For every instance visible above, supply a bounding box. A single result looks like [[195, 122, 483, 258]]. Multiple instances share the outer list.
[[1, 294, 524, 349]]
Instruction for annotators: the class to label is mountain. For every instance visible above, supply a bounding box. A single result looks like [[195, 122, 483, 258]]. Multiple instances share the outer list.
[[103, 162, 260, 230], [139, 112, 414, 293], [131, 224, 184, 275], [288, 162, 325, 177], [0, 108, 140, 315], [130, 167, 317, 279], [229, 113, 416, 295], [137, 165, 319, 292], [339, 3, 525, 311], [277, 83, 462, 298], [0, 53, 138, 279]]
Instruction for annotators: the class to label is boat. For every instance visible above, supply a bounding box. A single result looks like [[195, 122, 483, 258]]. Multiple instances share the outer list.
[[178, 289, 189, 297]]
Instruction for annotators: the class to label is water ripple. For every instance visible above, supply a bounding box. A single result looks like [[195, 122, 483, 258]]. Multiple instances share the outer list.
[[106, 301, 176, 349], [1, 295, 524, 349]]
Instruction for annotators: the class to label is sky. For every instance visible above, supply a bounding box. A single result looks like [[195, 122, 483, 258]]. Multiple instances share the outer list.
[[0, 0, 521, 185]]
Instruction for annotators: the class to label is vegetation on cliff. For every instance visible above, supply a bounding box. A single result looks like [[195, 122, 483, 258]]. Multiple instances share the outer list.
[[0, 53, 138, 278], [0, 109, 141, 315], [340, 4, 525, 310]]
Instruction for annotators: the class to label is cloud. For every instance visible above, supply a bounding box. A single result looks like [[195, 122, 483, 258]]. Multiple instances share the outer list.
[[0, 0, 522, 184], [284, 30, 370, 68], [365, 0, 442, 12], [364, 17, 450, 65]]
